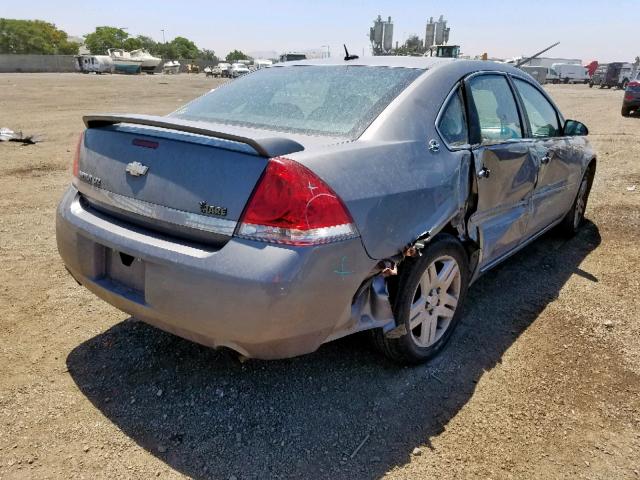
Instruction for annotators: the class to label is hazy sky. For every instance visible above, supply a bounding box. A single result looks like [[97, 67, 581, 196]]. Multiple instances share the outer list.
[[4, 0, 638, 62]]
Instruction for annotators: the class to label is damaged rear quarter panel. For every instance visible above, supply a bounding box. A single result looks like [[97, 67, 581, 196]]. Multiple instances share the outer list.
[[292, 64, 474, 260], [293, 139, 469, 260]]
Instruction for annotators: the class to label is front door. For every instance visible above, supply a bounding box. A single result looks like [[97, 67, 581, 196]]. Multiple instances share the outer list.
[[464, 73, 538, 270]]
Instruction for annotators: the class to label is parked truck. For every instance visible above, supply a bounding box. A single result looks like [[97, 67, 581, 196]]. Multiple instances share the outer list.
[[590, 62, 629, 89]]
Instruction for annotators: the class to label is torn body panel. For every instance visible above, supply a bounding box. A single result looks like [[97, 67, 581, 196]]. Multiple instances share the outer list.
[[293, 142, 474, 261], [345, 148, 475, 337]]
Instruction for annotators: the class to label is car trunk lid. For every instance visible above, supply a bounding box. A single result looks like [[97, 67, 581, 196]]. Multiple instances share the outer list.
[[76, 114, 312, 246]]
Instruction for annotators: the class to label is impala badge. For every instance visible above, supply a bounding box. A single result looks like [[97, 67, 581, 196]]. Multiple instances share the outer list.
[[199, 201, 227, 217], [126, 161, 149, 177]]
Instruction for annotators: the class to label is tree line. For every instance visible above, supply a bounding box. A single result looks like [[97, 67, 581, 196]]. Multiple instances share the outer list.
[[0, 19, 250, 63], [0, 19, 79, 54]]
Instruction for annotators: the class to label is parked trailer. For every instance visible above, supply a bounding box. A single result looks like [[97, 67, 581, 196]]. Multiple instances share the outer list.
[[548, 63, 589, 84]]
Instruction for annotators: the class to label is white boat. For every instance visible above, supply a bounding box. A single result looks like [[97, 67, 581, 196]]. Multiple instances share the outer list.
[[163, 60, 181, 74], [130, 49, 162, 74], [107, 49, 143, 74]]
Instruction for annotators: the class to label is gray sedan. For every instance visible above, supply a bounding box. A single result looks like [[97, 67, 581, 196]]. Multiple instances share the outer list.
[[56, 57, 595, 364]]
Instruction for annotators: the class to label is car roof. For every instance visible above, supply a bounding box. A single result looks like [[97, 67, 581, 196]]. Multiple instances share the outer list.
[[275, 56, 528, 78], [278, 55, 456, 69]]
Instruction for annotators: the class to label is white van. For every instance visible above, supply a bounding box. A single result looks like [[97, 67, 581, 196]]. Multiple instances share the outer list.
[[548, 63, 589, 84]]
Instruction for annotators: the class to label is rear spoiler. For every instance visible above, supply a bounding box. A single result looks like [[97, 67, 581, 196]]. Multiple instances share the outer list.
[[83, 114, 305, 158]]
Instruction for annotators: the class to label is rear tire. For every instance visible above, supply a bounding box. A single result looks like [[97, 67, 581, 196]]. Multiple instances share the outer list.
[[373, 235, 469, 365], [558, 165, 593, 236], [622, 107, 631, 117]]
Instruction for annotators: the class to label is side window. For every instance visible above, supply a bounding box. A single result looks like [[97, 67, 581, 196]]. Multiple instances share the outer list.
[[513, 78, 560, 138], [437, 88, 468, 147], [468, 75, 522, 144]]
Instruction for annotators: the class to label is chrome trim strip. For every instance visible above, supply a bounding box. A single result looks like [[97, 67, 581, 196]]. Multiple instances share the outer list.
[[75, 182, 237, 236]]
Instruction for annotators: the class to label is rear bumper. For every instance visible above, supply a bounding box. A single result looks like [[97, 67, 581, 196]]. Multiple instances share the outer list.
[[623, 99, 640, 109], [56, 187, 376, 359]]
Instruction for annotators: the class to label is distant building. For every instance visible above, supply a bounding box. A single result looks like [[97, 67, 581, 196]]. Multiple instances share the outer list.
[[370, 15, 394, 55], [425, 15, 450, 49]]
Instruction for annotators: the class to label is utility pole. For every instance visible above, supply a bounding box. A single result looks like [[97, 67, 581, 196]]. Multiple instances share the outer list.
[[161, 29, 166, 44]]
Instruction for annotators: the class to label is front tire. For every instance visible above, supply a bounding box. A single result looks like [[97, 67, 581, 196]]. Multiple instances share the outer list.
[[373, 235, 469, 365], [622, 106, 631, 117]]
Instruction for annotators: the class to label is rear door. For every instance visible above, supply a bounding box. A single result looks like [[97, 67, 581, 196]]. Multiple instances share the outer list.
[[464, 73, 538, 269], [511, 76, 577, 237]]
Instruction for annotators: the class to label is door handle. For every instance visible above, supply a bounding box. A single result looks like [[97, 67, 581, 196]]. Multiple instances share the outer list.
[[540, 154, 551, 165], [478, 167, 491, 178]]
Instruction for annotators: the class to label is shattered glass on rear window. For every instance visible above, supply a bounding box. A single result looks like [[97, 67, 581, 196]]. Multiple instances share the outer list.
[[171, 66, 423, 139]]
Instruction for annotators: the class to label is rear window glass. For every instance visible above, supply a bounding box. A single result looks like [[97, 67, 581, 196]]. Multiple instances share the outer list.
[[437, 88, 468, 147], [172, 66, 423, 139]]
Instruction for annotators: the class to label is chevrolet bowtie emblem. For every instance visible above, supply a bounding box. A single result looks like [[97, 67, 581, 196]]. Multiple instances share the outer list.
[[125, 161, 149, 177]]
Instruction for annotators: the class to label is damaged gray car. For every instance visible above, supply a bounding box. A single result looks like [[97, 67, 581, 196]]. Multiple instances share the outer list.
[[56, 57, 595, 364]]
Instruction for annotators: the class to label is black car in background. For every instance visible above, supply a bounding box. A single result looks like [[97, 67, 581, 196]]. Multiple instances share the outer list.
[[622, 75, 640, 116]]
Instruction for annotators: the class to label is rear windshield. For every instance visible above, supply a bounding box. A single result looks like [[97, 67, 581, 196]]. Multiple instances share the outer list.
[[171, 65, 423, 138]]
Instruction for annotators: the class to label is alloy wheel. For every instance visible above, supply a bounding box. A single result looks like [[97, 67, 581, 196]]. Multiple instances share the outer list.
[[408, 255, 462, 348]]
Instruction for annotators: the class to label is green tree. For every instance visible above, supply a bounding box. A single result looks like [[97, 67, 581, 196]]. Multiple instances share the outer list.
[[169, 36, 199, 59], [123, 35, 160, 53], [395, 34, 425, 56], [134, 35, 160, 53], [84, 26, 128, 55], [0, 18, 79, 54], [225, 49, 250, 63], [156, 42, 177, 59], [199, 48, 218, 62], [123, 36, 142, 51]]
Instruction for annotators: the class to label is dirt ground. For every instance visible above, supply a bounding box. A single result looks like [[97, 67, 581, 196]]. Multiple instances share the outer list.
[[0, 73, 638, 480]]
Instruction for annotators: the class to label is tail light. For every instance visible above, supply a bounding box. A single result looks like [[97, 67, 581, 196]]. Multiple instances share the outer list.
[[625, 93, 634, 101], [72, 132, 84, 177], [235, 157, 359, 246]]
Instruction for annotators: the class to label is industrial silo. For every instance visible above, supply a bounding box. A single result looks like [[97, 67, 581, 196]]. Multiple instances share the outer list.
[[383, 16, 394, 53]]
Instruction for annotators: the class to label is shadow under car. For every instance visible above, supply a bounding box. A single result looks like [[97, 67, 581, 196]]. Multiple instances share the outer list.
[[67, 221, 601, 480]]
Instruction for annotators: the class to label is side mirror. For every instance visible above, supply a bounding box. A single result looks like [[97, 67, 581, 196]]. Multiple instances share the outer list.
[[564, 119, 589, 136]]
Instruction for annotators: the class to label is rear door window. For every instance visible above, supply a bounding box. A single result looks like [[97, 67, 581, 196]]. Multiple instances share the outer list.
[[512, 78, 560, 138], [467, 75, 523, 144], [437, 88, 468, 147]]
